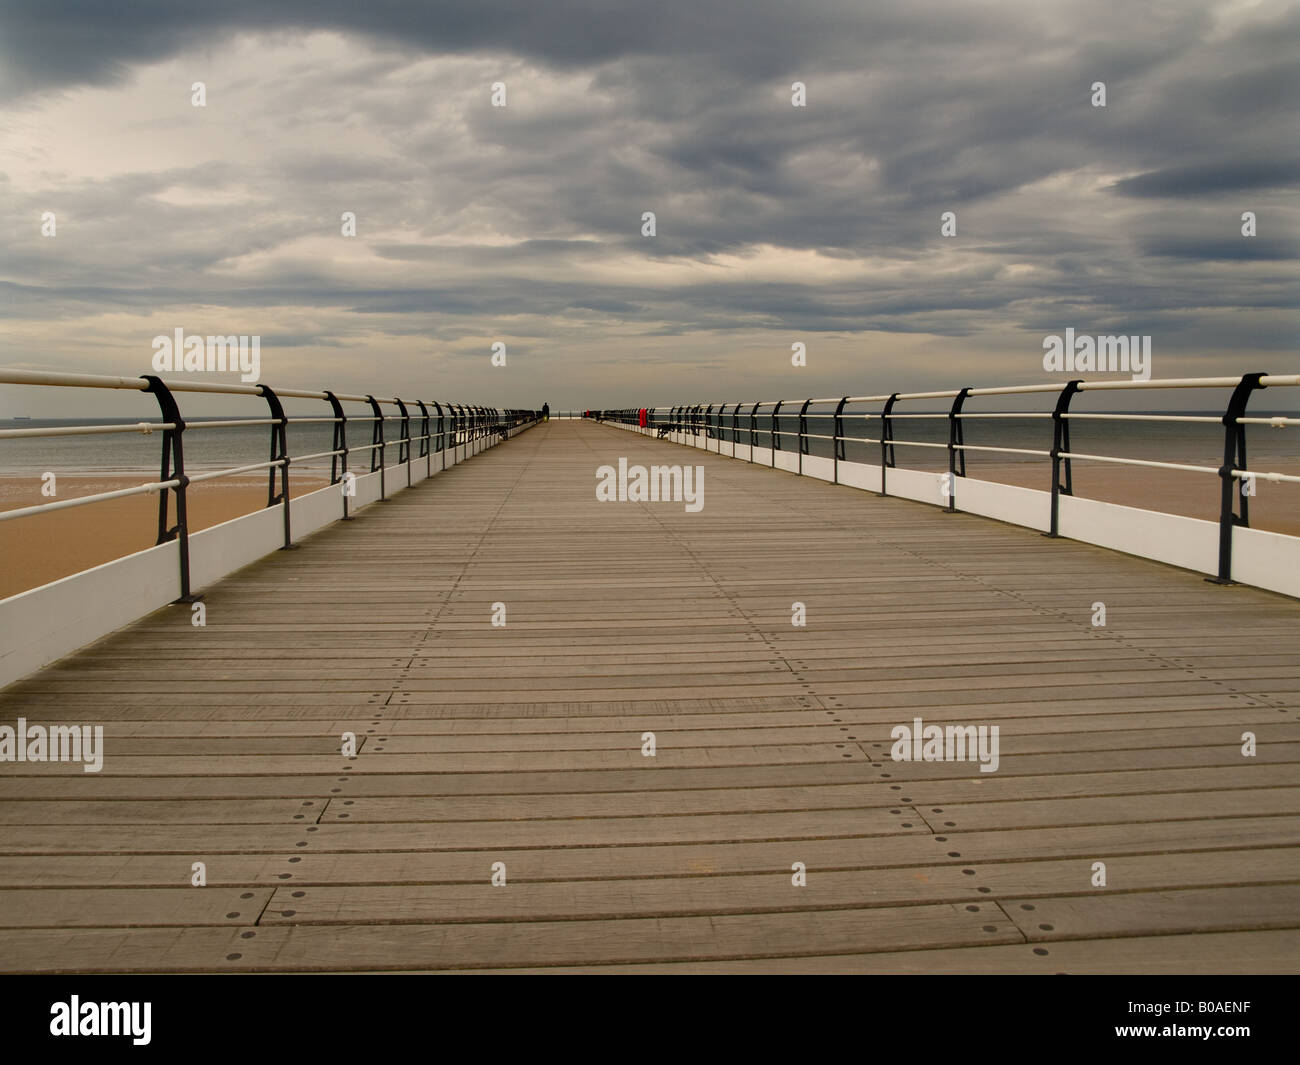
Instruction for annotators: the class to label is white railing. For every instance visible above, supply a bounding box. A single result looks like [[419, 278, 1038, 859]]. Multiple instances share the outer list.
[[0, 368, 541, 687], [592, 373, 1299, 599]]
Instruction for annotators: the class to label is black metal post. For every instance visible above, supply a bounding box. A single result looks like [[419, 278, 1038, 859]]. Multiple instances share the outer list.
[[832, 396, 848, 485], [1211, 372, 1268, 584], [141, 375, 200, 603], [323, 390, 351, 520], [879, 393, 899, 497], [797, 398, 812, 475], [943, 387, 970, 513], [433, 401, 446, 470], [395, 398, 411, 486], [366, 395, 386, 499], [1046, 380, 1082, 538], [771, 400, 783, 466], [416, 400, 431, 477], [259, 384, 293, 547]]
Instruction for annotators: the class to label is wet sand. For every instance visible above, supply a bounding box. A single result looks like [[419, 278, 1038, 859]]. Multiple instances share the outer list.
[[0, 474, 329, 599]]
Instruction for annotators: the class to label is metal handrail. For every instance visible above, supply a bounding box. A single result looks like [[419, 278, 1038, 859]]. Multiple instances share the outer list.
[[596, 374, 1298, 585], [0, 368, 542, 600]]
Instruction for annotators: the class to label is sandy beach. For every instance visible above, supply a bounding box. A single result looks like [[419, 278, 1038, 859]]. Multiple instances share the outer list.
[[0, 474, 329, 599]]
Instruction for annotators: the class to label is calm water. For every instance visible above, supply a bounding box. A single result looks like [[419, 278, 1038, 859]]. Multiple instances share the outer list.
[[0, 418, 438, 475], [653, 409, 1299, 472], [0, 411, 1295, 477]]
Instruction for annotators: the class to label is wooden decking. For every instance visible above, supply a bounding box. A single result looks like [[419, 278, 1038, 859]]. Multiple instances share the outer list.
[[1, 418, 1298, 973]]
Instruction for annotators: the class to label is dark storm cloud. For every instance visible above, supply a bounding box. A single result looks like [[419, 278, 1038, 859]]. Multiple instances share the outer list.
[[0, 0, 1297, 404], [1112, 156, 1300, 198], [0, 0, 995, 101], [1137, 234, 1300, 260]]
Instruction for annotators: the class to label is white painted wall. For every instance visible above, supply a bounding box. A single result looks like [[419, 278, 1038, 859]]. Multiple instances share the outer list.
[[1058, 495, 1219, 576], [0, 541, 180, 688], [802, 455, 835, 482], [956, 477, 1051, 533], [837, 460, 882, 493], [188, 504, 285, 590], [293, 480, 346, 538], [884, 467, 948, 507], [1229, 528, 1300, 597]]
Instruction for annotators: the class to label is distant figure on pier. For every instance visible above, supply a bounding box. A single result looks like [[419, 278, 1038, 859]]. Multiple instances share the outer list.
[[638, 408, 648, 428], [542, 402, 550, 422]]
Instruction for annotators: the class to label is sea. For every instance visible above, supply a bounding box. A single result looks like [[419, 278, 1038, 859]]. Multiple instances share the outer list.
[[0, 411, 1295, 477], [0, 418, 391, 476], [684, 409, 1298, 473]]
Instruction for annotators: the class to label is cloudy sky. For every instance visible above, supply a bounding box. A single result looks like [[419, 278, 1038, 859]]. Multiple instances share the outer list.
[[1, 0, 1296, 414]]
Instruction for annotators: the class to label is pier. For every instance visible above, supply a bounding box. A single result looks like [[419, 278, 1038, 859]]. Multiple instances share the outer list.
[[1, 417, 1297, 972]]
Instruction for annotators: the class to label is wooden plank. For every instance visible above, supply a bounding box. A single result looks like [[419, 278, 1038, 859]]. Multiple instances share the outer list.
[[318, 766, 1300, 823], [0, 799, 324, 825], [0, 902, 1018, 972], [0, 888, 274, 929], [192, 905, 1024, 970], [459, 930, 1300, 973], [255, 848, 1300, 926], [1, 702, 1281, 738], [0, 806, 927, 854], [916, 788, 1300, 829], [0, 743, 874, 775], [0, 927, 278, 973], [1004, 884, 1300, 940], [4, 818, 1297, 888]]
